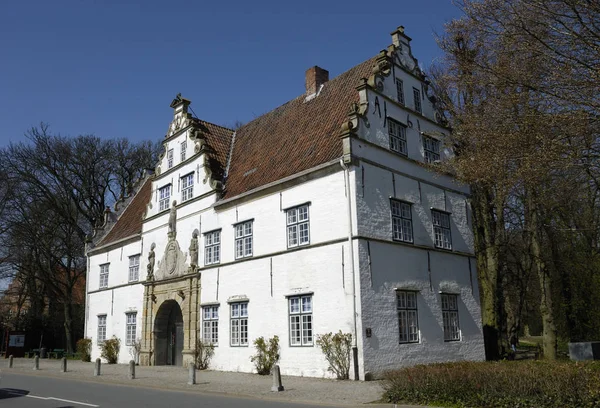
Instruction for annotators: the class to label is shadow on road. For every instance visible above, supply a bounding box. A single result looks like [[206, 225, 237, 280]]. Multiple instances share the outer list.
[[0, 388, 30, 399]]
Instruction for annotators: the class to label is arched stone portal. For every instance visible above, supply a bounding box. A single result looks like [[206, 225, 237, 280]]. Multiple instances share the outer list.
[[154, 300, 184, 366]]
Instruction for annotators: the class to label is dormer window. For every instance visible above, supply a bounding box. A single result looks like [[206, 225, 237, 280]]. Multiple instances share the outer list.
[[159, 185, 171, 212], [180, 141, 187, 162], [423, 136, 440, 164], [167, 149, 174, 168], [413, 88, 422, 114]]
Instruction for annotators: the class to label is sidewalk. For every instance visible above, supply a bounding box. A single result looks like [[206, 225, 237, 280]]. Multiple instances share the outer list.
[[1, 358, 425, 407]]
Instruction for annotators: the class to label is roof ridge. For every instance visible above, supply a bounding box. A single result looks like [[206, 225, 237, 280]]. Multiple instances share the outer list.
[[192, 117, 235, 132]]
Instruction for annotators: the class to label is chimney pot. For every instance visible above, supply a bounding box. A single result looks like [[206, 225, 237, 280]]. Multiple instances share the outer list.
[[305, 66, 329, 96]]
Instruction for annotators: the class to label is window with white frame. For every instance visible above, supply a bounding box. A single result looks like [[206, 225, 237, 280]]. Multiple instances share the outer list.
[[159, 185, 171, 212], [99, 264, 109, 289], [167, 148, 174, 168], [286, 204, 309, 248], [388, 119, 407, 155], [230, 302, 248, 346], [397, 291, 419, 343], [204, 230, 221, 265], [289, 295, 313, 346], [125, 312, 137, 346], [97, 315, 107, 343], [128, 255, 140, 282], [432, 210, 452, 249], [413, 87, 422, 114], [391, 200, 413, 243], [202, 305, 219, 345], [396, 79, 405, 105], [442, 294, 460, 341], [180, 141, 187, 162], [181, 173, 194, 202], [423, 136, 441, 164], [235, 221, 253, 259]]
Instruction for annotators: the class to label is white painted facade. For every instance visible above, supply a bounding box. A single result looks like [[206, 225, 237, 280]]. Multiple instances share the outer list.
[[85, 27, 484, 379]]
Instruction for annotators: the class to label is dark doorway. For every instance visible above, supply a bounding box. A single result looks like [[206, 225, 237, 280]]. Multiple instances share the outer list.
[[154, 300, 184, 366]]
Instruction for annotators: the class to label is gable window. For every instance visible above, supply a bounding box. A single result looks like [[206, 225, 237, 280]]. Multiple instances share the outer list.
[[286, 204, 310, 248], [202, 305, 219, 345], [99, 264, 109, 289], [159, 185, 171, 212], [125, 312, 137, 346], [204, 230, 221, 265], [97, 315, 107, 343], [391, 200, 413, 243], [442, 294, 460, 341], [413, 88, 422, 114], [235, 221, 253, 259], [397, 291, 419, 343], [181, 173, 194, 202], [128, 255, 140, 282], [396, 79, 405, 105], [423, 136, 441, 164], [388, 119, 408, 155], [180, 141, 187, 162], [167, 149, 174, 168], [289, 295, 313, 346], [230, 302, 248, 346], [432, 210, 452, 250]]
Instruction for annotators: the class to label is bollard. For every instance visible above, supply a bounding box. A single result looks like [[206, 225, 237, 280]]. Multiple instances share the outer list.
[[271, 365, 284, 392], [129, 360, 135, 380], [94, 358, 101, 376], [9, 355, 14, 368], [33, 356, 39, 371], [61, 357, 67, 373], [188, 364, 196, 385]]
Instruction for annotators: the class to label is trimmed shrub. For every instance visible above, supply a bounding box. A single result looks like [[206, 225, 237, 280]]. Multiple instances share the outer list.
[[250, 336, 280, 375], [76, 338, 92, 362], [100, 336, 121, 364], [194, 339, 215, 370], [316, 331, 352, 380], [383, 360, 600, 408]]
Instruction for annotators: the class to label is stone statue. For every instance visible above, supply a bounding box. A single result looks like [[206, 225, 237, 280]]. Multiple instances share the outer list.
[[168, 201, 177, 238], [146, 243, 156, 280], [189, 230, 199, 268]]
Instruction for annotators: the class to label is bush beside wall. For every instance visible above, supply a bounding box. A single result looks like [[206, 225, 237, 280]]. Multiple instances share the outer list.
[[383, 361, 600, 408]]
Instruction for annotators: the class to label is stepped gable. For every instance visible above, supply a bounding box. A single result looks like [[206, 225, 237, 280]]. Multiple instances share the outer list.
[[222, 56, 377, 199], [97, 178, 152, 247]]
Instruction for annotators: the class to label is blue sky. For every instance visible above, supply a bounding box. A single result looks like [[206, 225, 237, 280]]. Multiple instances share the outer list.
[[0, 0, 461, 147]]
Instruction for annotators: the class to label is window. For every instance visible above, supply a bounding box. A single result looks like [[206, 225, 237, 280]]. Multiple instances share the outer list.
[[204, 230, 221, 265], [396, 79, 405, 105], [230, 302, 248, 346], [423, 136, 440, 164], [413, 87, 422, 114], [442, 294, 460, 341], [97, 315, 107, 343], [159, 185, 171, 212], [99, 264, 109, 289], [167, 148, 174, 168], [235, 221, 253, 259], [286, 204, 310, 248], [397, 291, 419, 343], [432, 210, 452, 250], [388, 119, 407, 155], [180, 141, 187, 162], [181, 173, 194, 202], [289, 295, 313, 346], [128, 255, 140, 282], [125, 312, 137, 346], [391, 200, 413, 243], [202, 305, 219, 345]]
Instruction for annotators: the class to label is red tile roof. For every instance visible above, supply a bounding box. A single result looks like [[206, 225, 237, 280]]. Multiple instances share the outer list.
[[191, 119, 234, 181]]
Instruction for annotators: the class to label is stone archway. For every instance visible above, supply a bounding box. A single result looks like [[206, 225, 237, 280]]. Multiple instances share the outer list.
[[154, 300, 184, 366]]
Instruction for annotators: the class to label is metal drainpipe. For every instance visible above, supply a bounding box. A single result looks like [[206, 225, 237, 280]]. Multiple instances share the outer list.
[[340, 159, 360, 381]]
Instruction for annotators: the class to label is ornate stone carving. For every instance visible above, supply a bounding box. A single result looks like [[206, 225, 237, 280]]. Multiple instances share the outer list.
[[168, 201, 177, 238], [189, 230, 199, 269], [155, 237, 188, 281], [146, 243, 156, 281]]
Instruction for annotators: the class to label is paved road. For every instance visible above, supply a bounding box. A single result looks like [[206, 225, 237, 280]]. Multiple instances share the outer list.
[[0, 372, 352, 408]]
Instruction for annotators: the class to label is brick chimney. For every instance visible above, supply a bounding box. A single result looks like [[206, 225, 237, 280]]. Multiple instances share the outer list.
[[305, 66, 329, 97]]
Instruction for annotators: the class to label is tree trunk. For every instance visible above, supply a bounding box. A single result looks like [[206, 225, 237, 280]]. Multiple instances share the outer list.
[[63, 302, 74, 354]]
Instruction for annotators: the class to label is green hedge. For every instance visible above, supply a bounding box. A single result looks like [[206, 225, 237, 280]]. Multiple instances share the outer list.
[[383, 361, 600, 408]]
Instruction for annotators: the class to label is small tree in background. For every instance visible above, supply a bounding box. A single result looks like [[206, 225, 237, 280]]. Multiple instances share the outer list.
[[250, 335, 280, 375], [129, 338, 142, 365], [100, 336, 120, 364], [316, 331, 352, 380], [194, 338, 215, 370]]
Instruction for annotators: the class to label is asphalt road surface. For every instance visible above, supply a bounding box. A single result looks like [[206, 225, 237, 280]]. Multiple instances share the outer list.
[[0, 372, 337, 408]]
